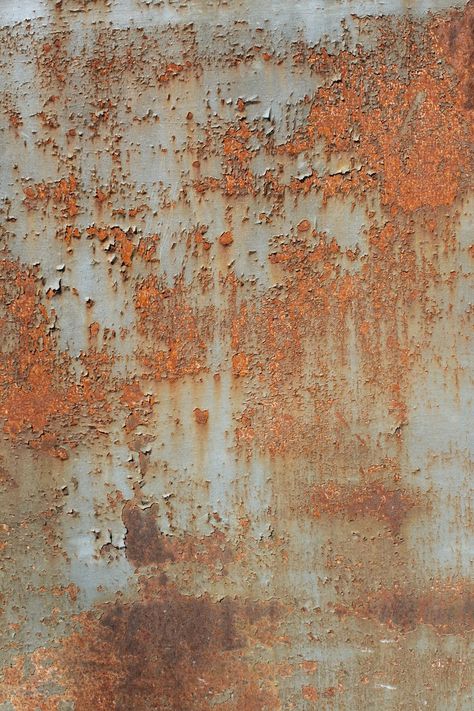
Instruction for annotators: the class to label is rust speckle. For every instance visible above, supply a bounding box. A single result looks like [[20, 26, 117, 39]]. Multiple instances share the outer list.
[[297, 219, 311, 233], [194, 407, 209, 425], [219, 230, 234, 246]]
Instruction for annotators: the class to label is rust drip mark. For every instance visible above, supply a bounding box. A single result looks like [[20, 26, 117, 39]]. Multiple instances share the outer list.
[[0, 588, 284, 711], [122, 503, 174, 568], [233, 215, 441, 458], [335, 580, 474, 635], [310, 480, 418, 534]]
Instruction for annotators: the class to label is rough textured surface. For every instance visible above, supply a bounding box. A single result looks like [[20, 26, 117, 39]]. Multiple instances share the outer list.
[[0, 1, 472, 709]]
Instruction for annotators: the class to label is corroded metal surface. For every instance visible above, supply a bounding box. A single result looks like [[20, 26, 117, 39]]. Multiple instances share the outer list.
[[0, 1, 473, 709]]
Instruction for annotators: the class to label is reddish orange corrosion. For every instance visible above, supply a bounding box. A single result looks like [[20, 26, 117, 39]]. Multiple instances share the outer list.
[[23, 175, 79, 217], [0, 4, 472, 710], [194, 407, 209, 425], [135, 276, 209, 381], [86, 226, 134, 266], [219, 230, 234, 246]]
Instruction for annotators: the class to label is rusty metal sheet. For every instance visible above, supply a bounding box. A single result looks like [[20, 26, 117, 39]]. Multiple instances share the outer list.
[[0, 0, 473, 709]]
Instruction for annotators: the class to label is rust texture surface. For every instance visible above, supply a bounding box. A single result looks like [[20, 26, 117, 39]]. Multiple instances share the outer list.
[[0, 0, 473, 709]]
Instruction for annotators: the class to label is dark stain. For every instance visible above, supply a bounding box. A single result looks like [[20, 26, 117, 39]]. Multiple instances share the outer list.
[[335, 580, 474, 634], [55, 587, 282, 711], [122, 502, 174, 568]]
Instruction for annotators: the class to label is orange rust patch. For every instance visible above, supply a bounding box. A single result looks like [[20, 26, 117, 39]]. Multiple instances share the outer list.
[[158, 60, 191, 83], [23, 175, 79, 217], [302, 685, 318, 701], [219, 230, 234, 246], [283, 23, 473, 212], [62, 225, 81, 244], [135, 275, 210, 381], [194, 407, 209, 425], [221, 119, 256, 196], [232, 352, 250, 377], [86, 225, 135, 266], [0, 259, 118, 448], [297, 219, 311, 233]]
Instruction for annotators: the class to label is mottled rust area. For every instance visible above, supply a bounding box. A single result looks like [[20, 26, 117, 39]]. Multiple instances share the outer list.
[[0, 585, 284, 711], [310, 480, 419, 534], [438, 0, 474, 108], [336, 579, 474, 634], [0, 0, 472, 709]]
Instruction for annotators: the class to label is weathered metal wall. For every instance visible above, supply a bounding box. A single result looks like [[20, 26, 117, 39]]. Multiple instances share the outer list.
[[0, 0, 472, 709]]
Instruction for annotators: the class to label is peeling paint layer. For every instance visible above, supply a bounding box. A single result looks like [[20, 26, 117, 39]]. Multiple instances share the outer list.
[[0, 1, 472, 709]]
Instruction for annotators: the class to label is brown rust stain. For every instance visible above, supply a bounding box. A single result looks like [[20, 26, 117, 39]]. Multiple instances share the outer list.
[[436, 0, 474, 109], [122, 497, 234, 574], [336, 579, 474, 635], [122, 502, 175, 568], [0, 586, 284, 711], [310, 480, 419, 534]]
